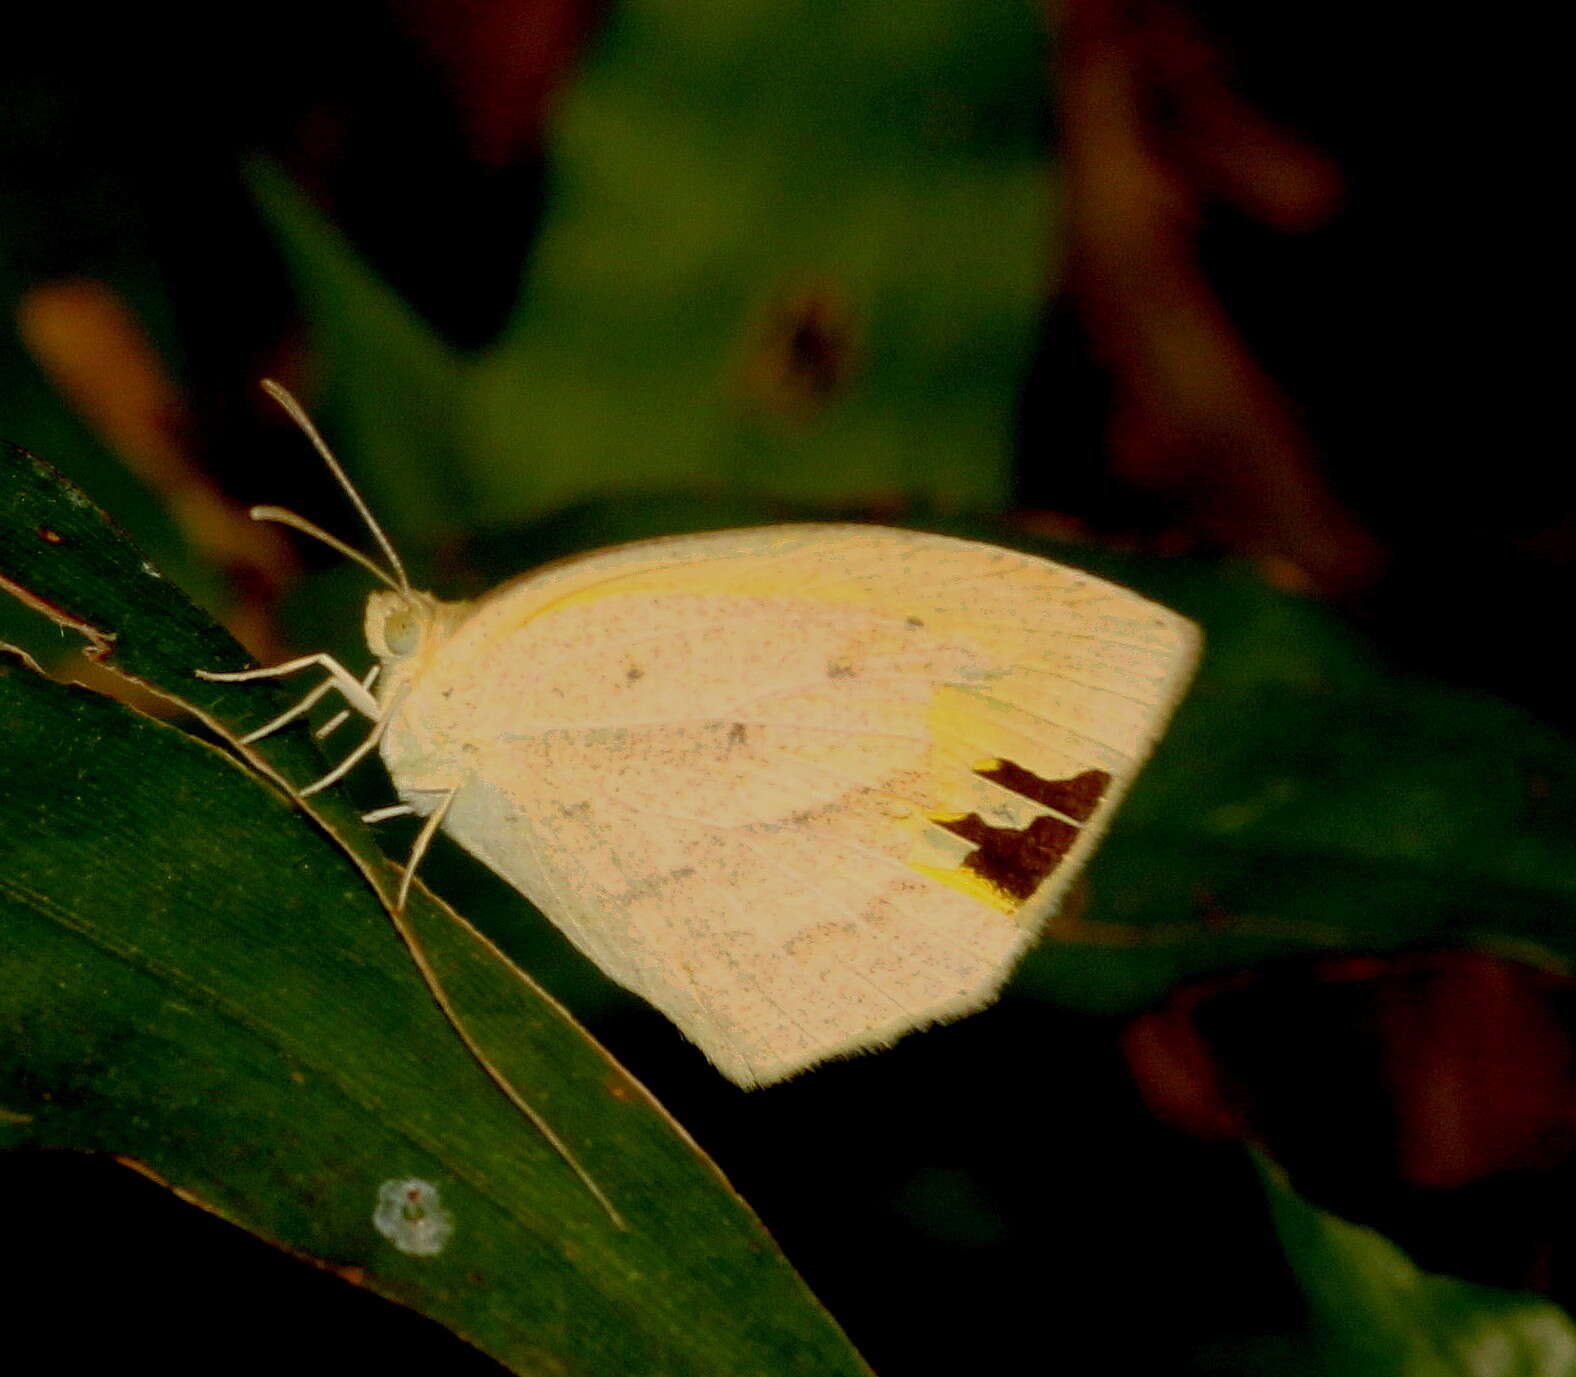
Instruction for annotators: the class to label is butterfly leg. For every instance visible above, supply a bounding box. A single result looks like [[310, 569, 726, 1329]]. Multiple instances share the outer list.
[[197, 653, 382, 726], [232, 675, 339, 744], [299, 708, 395, 798], [317, 666, 381, 742], [395, 787, 456, 913]]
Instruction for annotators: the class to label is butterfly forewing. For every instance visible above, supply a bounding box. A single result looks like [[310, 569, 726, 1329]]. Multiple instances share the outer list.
[[378, 525, 1198, 1086]]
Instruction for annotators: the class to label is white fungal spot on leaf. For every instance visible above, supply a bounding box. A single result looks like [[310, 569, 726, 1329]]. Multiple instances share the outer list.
[[373, 1178, 455, 1257]]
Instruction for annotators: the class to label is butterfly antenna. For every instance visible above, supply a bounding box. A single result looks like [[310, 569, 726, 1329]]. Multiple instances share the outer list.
[[249, 505, 403, 592], [260, 378, 411, 595]]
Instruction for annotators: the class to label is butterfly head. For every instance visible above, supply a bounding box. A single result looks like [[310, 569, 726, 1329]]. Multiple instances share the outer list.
[[365, 589, 441, 664]]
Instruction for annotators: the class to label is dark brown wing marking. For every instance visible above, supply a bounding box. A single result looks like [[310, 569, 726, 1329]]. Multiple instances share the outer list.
[[933, 812, 1080, 904], [976, 761, 1111, 822], [929, 763, 1114, 906]]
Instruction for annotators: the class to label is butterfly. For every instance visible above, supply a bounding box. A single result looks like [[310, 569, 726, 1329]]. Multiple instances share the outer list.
[[202, 384, 1199, 1088]]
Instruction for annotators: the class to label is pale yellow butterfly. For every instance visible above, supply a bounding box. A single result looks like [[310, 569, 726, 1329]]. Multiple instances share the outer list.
[[202, 383, 1200, 1089]]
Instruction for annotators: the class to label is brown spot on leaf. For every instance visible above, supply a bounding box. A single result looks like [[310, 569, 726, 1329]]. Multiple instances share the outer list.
[[739, 280, 862, 421], [827, 661, 855, 678], [729, 722, 748, 745], [978, 761, 1111, 823], [626, 663, 644, 682], [36, 526, 64, 544], [935, 811, 1079, 904]]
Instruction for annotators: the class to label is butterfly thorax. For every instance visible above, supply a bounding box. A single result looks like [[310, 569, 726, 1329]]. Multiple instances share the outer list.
[[364, 590, 479, 811]]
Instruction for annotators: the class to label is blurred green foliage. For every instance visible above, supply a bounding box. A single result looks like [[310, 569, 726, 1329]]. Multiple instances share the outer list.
[[255, 0, 1052, 545], [1259, 1153, 1576, 1374]]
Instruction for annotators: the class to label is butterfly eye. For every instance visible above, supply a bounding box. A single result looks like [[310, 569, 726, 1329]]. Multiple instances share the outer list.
[[382, 605, 421, 656]]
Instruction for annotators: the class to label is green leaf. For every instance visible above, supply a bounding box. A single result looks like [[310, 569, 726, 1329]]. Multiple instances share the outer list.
[[251, 0, 1053, 542], [0, 440, 871, 1376], [1258, 1153, 1576, 1374]]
